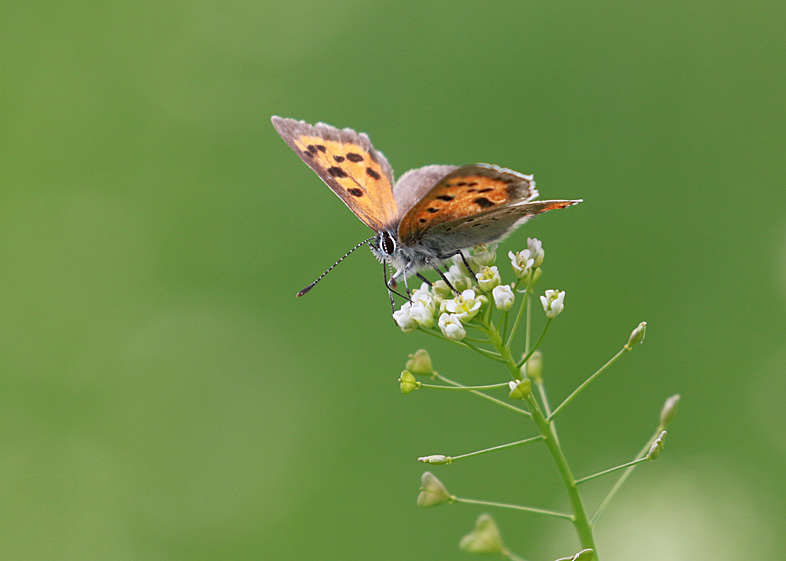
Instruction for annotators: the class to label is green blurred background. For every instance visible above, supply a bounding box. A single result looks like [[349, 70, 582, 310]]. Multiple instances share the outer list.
[[2, 1, 784, 560]]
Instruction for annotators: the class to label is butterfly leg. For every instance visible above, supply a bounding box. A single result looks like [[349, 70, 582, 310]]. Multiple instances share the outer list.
[[426, 257, 459, 295], [383, 262, 396, 315], [437, 250, 476, 279], [415, 273, 432, 287]]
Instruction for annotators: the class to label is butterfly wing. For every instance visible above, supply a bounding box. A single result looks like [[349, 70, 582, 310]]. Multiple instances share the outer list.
[[415, 199, 582, 256], [397, 164, 580, 254], [271, 116, 397, 231]]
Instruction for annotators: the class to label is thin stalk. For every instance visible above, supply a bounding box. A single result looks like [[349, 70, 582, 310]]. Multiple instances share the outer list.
[[454, 497, 573, 521], [516, 319, 551, 369], [419, 382, 510, 391], [419, 328, 505, 363], [590, 429, 661, 525], [575, 457, 649, 485], [448, 435, 544, 462], [434, 373, 532, 418], [505, 274, 533, 347], [548, 345, 629, 421]]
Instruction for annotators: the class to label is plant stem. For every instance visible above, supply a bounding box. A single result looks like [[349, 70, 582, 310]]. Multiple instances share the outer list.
[[590, 428, 661, 525], [515, 319, 551, 369], [434, 373, 532, 418], [481, 321, 598, 556], [419, 382, 510, 391], [549, 346, 629, 421], [574, 457, 649, 485], [449, 435, 544, 461], [454, 497, 573, 520]]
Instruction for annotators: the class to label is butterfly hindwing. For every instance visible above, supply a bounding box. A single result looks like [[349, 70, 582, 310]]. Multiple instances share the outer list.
[[271, 117, 397, 231], [416, 199, 582, 255], [397, 164, 538, 244]]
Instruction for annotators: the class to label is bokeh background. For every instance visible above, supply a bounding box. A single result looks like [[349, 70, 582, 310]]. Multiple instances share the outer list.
[[2, 2, 784, 560]]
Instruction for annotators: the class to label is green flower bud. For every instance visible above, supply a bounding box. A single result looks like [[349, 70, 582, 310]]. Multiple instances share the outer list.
[[417, 454, 452, 465], [417, 472, 453, 507], [647, 430, 667, 460], [508, 378, 532, 400], [405, 349, 434, 377], [459, 513, 504, 555], [525, 350, 543, 382], [659, 394, 680, 428], [626, 321, 647, 350], [399, 370, 420, 394]]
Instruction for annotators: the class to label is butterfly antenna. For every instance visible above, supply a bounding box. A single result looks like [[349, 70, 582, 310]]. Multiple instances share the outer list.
[[297, 235, 376, 297]]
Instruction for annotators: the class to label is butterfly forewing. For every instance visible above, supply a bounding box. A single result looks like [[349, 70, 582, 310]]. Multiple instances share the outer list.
[[397, 164, 538, 244], [271, 117, 397, 231]]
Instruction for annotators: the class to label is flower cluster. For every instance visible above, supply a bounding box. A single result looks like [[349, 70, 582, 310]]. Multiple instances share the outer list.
[[392, 240, 566, 339]]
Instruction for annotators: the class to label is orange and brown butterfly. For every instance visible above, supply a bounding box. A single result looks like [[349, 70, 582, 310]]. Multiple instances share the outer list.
[[271, 116, 581, 300]]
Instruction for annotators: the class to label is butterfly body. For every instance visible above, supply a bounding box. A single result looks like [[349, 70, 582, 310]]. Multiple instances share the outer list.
[[271, 117, 581, 294]]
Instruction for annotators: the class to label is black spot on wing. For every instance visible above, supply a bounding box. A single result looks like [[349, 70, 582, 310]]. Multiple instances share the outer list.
[[474, 197, 494, 209], [426, 208, 440, 213], [333, 155, 345, 162], [345, 153, 364, 162], [366, 167, 381, 180], [316, 145, 327, 153], [328, 166, 348, 178], [477, 187, 493, 193], [436, 194, 454, 201], [347, 188, 363, 197]]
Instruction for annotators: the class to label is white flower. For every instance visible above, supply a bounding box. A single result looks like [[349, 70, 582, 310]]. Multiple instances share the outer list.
[[443, 289, 484, 322], [438, 313, 466, 340], [411, 282, 436, 314], [446, 264, 473, 292], [410, 300, 435, 329], [540, 289, 566, 319], [469, 244, 498, 268], [527, 237, 544, 268], [508, 249, 534, 279], [492, 284, 515, 311], [475, 266, 501, 292], [393, 302, 418, 332]]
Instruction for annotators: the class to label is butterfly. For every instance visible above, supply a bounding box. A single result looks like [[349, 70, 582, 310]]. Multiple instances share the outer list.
[[271, 116, 581, 305]]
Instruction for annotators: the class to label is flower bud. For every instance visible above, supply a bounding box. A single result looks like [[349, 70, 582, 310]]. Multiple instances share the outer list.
[[626, 321, 647, 350], [647, 430, 667, 460], [659, 394, 680, 428], [417, 472, 453, 507], [459, 513, 504, 555], [399, 370, 420, 394], [417, 454, 452, 465], [492, 284, 515, 311], [508, 378, 532, 400], [540, 289, 566, 319], [527, 237, 544, 268], [525, 350, 543, 382], [406, 349, 434, 377], [432, 279, 453, 297]]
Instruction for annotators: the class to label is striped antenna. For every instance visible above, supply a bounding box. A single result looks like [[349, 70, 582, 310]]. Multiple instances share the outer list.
[[297, 235, 376, 297]]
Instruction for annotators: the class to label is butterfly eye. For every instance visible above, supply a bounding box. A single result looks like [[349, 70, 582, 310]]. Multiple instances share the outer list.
[[381, 231, 396, 255]]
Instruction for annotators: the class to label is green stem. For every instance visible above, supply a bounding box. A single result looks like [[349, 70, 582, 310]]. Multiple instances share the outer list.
[[575, 457, 649, 485], [454, 497, 573, 521], [516, 319, 551, 369], [549, 346, 629, 421], [590, 428, 662, 525], [419, 382, 510, 391], [448, 435, 544, 462], [481, 321, 598, 555], [434, 373, 532, 418], [418, 328, 506, 363], [505, 274, 533, 347]]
